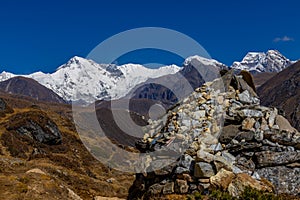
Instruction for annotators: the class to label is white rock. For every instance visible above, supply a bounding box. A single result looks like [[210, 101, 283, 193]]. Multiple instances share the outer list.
[[26, 168, 47, 175], [193, 110, 206, 119]]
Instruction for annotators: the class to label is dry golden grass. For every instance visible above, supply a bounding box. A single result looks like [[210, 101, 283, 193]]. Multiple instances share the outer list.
[[0, 94, 135, 200]]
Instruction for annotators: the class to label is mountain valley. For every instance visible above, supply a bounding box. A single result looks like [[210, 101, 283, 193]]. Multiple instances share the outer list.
[[0, 50, 299, 199]]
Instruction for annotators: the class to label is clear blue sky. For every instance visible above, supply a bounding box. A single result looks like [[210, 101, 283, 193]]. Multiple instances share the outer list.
[[0, 0, 299, 74]]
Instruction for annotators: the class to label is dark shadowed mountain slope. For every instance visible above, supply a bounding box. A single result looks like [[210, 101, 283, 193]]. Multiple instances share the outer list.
[[0, 76, 66, 104], [253, 72, 276, 87], [258, 61, 300, 131]]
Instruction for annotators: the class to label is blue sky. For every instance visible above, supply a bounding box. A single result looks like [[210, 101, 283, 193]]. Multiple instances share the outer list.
[[0, 0, 299, 74]]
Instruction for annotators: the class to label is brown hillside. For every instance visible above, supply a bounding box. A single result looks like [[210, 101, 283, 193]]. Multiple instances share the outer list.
[[0, 76, 66, 104], [0, 95, 135, 199]]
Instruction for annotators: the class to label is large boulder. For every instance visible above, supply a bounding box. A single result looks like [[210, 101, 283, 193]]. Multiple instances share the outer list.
[[255, 151, 300, 167], [256, 166, 300, 195], [275, 115, 297, 133], [228, 173, 273, 197], [210, 168, 235, 190], [194, 162, 215, 178], [264, 129, 300, 149]]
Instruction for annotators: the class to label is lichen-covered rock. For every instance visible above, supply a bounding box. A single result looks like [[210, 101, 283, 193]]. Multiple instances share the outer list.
[[256, 166, 300, 195], [210, 168, 235, 190], [264, 129, 300, 149], [178, 154, 193, 169], [219, 125, 238, 142], [238, 109, 263, 118], [175, 179, 189, 194], [228, 173, 273, 197], [242, 118, 256, 131], [194, 162, 215, 178], [196, 150, 215, 163], [255, 151, 300, 167], [162, 182, 174, 194], [268, 108, 278, 128], [236, 156, 255, 172]]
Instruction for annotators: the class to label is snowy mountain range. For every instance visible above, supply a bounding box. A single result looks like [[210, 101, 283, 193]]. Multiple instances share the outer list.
[[0, 56, 180, 103], [0, 50, 295, 104], [230, 50, 294, 74]]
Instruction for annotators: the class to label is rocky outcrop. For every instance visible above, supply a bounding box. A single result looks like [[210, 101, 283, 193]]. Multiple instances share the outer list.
[[0, 97, 13, 117], [227, 173, 273, 197], [129, 71, 300, 199], [6, 111, 62, 145]]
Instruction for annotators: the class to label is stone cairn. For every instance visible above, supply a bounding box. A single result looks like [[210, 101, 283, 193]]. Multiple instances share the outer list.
[[130, 71, 300, 199]]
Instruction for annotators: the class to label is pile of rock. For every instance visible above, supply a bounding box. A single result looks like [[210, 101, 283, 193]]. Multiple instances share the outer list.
[[131, 72, 300, 199]]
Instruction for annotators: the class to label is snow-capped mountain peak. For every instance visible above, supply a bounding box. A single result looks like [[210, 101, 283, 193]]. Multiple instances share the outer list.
[[231, 50, 294, 74], [0, 51, 295, 104], [43, 57, 182, 103], [0, 57, 181, 103], [184, 55, 228, 70], [240, 52, 265, 63], [0, 71, 15, 81]]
